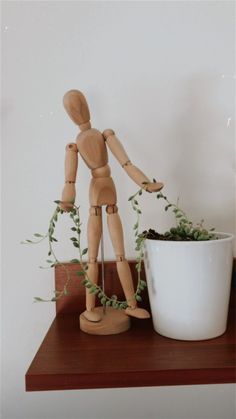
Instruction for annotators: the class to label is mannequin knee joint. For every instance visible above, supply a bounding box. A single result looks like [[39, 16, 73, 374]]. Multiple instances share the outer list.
[[106, 204, 118, 214], [88, 258, 97, 263], [89, 206, 102, 216], [116, 255, 125, 262]]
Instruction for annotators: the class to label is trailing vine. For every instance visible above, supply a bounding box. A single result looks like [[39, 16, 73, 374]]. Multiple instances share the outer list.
[[22, 201, 145, 308], [129, 181, 216, 247], [153, 190, 217, 241], [128, 186, 148, 303], [128, 180, 217, 293]]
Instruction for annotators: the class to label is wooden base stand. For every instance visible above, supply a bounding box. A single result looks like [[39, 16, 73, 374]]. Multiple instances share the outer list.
[[79, 306, 131, 335]]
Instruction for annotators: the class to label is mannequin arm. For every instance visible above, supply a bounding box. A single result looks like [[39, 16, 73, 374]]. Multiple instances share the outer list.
[[103, 130, 163, 192], [60, 143, 78, 211]]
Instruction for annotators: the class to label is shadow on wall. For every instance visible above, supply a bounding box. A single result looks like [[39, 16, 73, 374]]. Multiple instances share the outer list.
[[167, 74, 234, 230]]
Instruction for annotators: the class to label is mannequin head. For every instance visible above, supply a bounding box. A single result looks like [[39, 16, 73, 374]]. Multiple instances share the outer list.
[[63, 90, 91, 131]]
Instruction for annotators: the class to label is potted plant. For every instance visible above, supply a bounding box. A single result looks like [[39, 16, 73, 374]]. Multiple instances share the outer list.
[[129, 183, 234, 341]]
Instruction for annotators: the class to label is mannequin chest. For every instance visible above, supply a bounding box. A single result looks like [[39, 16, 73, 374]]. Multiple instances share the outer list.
[[76, 128, 108, 170]]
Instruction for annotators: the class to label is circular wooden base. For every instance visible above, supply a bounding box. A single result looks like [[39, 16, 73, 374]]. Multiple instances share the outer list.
[[79, 306, 131, 335]]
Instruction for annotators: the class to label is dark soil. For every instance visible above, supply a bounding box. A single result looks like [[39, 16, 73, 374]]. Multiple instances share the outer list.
[[142, 229, 194, 242]]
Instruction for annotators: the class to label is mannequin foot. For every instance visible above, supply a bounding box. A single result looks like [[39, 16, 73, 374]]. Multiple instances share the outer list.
[[125, 307, 150, 319], [83, 309, 102, 322]]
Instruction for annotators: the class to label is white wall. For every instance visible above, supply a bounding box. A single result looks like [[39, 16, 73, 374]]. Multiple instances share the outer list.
[[2, 1, 235, 419]]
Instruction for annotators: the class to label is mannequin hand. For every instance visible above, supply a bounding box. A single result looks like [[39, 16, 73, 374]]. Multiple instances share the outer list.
[[145, 181, 164, 193], [60, 183, 76, 212]]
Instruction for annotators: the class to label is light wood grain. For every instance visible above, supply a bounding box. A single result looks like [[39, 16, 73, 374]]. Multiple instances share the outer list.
[[63, 90, 91, 127], [105, 133, 130, 166], [123, 163, 151, 189], [60, 143, 78, 211], [106, 212, 125, 257], [64, 143, 78, 182], [89, 177, 117, 206], [80, 306, 131, 335], [76, 128, 108, 169]]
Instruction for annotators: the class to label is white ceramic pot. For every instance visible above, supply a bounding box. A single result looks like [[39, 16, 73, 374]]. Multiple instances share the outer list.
[[144, 233, 234, 340]]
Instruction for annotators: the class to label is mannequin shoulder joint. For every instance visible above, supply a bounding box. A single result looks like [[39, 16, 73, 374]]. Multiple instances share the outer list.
[[102, 129, 115, 141]]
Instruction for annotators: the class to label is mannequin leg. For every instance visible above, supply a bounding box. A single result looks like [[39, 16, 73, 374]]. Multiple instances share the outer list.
[[106, 205, 150, 319], [84, 206, 102, 322]]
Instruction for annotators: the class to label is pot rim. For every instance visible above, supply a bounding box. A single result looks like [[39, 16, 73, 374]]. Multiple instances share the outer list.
[[144, 231, 234, 245]]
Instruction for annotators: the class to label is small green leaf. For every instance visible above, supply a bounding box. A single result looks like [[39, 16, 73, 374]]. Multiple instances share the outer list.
[[140, 280, 147, 287], [70, 258, 80, 263], [34, 233, 44, 238], [54, 200, 61, 204], [135, 263, 141, 272], [76, 271, 84, 276], [82, 248, 88, 255], [136, 295, 142, 302], [193, 230, 200, 239], [82, 279, 88, 286], [34, 297, 44, 302], [89, 286, 97, 294]]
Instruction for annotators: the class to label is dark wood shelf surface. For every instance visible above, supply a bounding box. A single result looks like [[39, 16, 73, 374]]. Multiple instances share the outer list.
[[25, 262, 236, 391]]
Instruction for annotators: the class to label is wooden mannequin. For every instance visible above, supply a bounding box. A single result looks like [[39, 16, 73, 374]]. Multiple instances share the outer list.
[[61, 90, 163, 325]]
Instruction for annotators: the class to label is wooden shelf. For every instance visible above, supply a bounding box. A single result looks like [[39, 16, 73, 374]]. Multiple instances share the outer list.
[[25, 262, 236, 391]]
